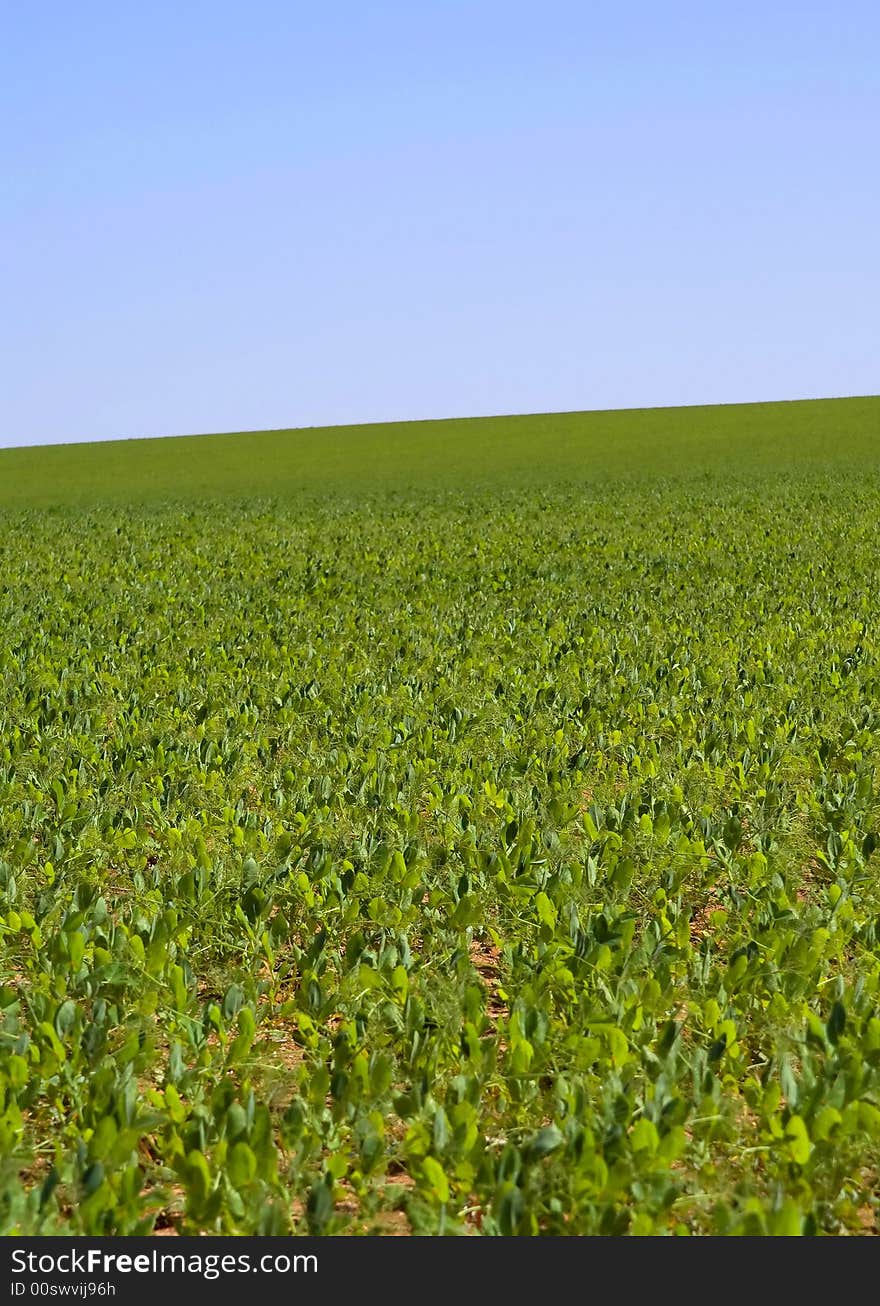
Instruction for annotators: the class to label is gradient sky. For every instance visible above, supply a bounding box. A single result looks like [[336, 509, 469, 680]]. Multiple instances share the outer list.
[[2, 1, 877, 447]]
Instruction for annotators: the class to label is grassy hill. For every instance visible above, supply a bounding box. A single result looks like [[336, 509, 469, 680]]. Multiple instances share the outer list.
[[1, 394, 878, 508]]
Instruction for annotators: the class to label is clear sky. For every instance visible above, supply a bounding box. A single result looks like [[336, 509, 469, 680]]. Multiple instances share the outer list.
[[2, 2, 877, 448]]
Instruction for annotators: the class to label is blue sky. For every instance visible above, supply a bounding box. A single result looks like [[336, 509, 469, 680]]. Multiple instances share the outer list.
[[2, 2, 877, 447]]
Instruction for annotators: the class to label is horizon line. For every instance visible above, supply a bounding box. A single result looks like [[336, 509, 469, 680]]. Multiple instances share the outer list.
[[1, 390, 877, 455]]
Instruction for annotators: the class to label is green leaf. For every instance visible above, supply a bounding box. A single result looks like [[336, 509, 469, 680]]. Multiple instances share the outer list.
[[769, 1200, 803, 1236], [229, 1005, 256, 1062], [534, 892, 557, 931], [630, 1118, 660, 1156], [227, 1142, 257, 1189], [496, 1184, 524, 1235], [184, 1150, 212, 1204], [657, 1125, 687, 1162], [89, 1116, 118, 1160], [826, 1000, 846, 1045], [306, 1178, 334, 1234], [82, 1162, 105, 1195], [169, 964, 187, 1013], [857, 1101, 880, 1138], [68, 933, 85, 971], [526, 1124, 563, 1158], [390, 965, 409, 1003], [222, 984, 245, 1022], [55, 1000, 76, 1037], [432, 1108, 450, 1153], [784, 1115, 812, 1165], [421, 1156, 450, 1203], [5, 1055, 28, 1090]]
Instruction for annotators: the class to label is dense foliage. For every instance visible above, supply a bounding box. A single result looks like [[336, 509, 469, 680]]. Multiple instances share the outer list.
[[1, 407, 879, 1234]]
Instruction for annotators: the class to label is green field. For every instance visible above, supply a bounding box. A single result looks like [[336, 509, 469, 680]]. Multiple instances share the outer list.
[[1, 395, 880, 1235], [3, 395, 880, 507]]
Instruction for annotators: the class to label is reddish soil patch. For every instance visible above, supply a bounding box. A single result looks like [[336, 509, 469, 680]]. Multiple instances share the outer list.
[[469, 937, 508, 1027]]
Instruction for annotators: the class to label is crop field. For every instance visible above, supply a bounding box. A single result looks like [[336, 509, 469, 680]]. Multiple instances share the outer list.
[[1, 395, 879, 1236]]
